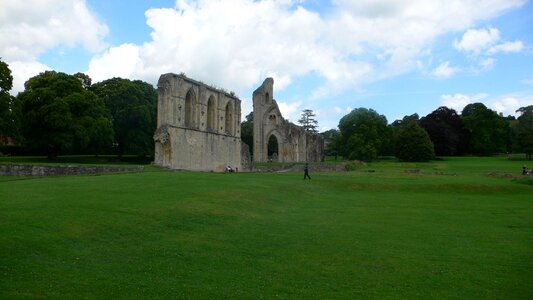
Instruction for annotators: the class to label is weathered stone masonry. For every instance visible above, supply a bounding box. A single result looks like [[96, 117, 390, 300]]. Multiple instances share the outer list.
[[154, 74, 324, 172], [253, 78, 324, 163], [154, 73, 243, 172]]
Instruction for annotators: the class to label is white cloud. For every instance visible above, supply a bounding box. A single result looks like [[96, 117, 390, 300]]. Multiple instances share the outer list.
[[0, 0, 108, 93], [488, 40, 524, 54], [87, 44, 141, 83], [333, 106, 352, 114], [490, 95, 533, 116], [454, 27, 500, 54], [453, 25, 524, 71], [85, 0, 525, 100], [432, 61, 460, 78], [1, 0, 527, 101], [277, 100, 302, 122], [479, 58, 496, 70], [440, 93, 489, 112], [441, 92, 531, 116], [7, 61, 51, 94]]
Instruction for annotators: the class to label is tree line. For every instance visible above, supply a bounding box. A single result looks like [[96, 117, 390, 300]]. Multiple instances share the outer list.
[[0, 59, 157, 158], [2, 57, 532, 162], [323, 105, 533, 162]]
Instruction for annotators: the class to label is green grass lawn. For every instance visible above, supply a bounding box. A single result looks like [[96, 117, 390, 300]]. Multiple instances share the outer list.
[[1, 157, 532, 298]]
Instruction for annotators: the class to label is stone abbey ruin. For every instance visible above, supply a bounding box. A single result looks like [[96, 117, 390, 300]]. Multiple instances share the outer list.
[[154, 73, 324, 172]]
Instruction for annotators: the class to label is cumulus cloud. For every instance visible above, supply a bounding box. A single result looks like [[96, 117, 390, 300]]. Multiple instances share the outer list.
[[440, 93, 489, 112], [490, 95, 533, 116], [277, 100, 302, 122], [454, 26, 526, 56], [0, 0, 108, 93], [1, 0, 527, 100], [7, 61, 51, 93], [488, 40, 524, 54], [87, 44, 141, 81], [441, 92, 530, 116], [453, 27, 501, 54], [432, 61, 461, 78], [453, 25, 525, 72], [85, 0, 525, 99]]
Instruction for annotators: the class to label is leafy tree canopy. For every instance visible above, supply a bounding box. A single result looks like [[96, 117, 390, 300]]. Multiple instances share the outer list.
[[461, 103, 508, 155], [18, 71, 113, 157], [420, 106, 467, 156], [91, 78, 157, 157], [0, 58, 13, 93], [516, 105, 533, 158], [0, 58, 17, 143], [395, 121, 435, 162], [338, 108, 389, 161]]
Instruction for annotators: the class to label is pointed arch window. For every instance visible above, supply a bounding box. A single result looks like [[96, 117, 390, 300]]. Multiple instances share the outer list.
[[207, 96, 216, 131], [185, 89, 195, 127], [225, 101, 233, 135]]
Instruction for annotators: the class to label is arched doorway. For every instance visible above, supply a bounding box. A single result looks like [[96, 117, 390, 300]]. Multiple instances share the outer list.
[[267, 134, 278, 162]]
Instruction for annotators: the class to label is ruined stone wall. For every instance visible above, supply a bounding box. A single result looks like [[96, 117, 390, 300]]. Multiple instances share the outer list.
[[252, 78, 324, 163], [0, 164, 143, 176], [154, 73, 245, 172]]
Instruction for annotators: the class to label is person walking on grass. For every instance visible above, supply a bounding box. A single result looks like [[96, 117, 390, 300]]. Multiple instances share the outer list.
[[304, 162, 311, 180]]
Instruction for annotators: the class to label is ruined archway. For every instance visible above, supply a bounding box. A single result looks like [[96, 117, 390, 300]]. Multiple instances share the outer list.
[[155, 73, 243, 171], [267, 134, 279, 161], [253, 77, 324, 163]]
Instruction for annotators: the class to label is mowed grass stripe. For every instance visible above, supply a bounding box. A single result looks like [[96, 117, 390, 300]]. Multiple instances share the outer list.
[[1, 157, 532, 298]]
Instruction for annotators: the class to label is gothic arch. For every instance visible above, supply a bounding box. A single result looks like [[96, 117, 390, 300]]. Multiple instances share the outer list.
[[265, 130, 282, 161], [184, 88, 196, 128], [207, 95, 216, 131], [225, 100, 234, 135]]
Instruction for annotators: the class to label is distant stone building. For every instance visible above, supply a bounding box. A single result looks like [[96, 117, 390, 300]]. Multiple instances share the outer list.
[[252, 78, 324, 163], [154, 73, 243, 172]]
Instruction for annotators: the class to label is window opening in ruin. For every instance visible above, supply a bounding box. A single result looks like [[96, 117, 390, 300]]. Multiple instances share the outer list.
[[269, 114, 277, 125], [225, 101, 233, 135], [268, 135, 278, 161], [207, 96, 215, 131], [265, 92, 270, 104], [185, 89, 194, 127]]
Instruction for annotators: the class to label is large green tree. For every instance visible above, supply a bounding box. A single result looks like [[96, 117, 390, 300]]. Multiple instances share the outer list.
[[461, 103, 507, 155], [395, 121, 435, 162], [338, 108, 389, 161], [18, 71, 113, 157], [0, 58, 18, 144], [91, 78, 157, 157], [515, 105, 533, 158], [420, 106, 467, 156]]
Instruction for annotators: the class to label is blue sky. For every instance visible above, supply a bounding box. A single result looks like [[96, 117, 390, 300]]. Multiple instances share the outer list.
[[1, 0, 532, 130]]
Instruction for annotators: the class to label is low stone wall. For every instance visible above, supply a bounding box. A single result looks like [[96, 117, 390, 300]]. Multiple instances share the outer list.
[[0, 164, 144, 176], [252, 163, 346, 173]]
